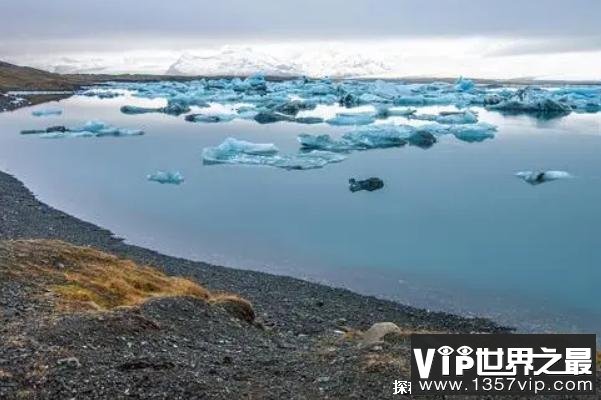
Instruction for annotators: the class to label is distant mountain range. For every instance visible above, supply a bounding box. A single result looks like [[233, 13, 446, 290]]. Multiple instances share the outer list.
[[166, 46, 391, 78]]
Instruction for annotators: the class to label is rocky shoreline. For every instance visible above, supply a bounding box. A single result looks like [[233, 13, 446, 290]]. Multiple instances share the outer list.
[[0, 162, 516, 399]]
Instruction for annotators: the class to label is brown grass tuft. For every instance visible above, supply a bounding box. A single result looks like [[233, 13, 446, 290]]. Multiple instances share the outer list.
[[0, 240, 253, 321], [209, 294, 256, 323]]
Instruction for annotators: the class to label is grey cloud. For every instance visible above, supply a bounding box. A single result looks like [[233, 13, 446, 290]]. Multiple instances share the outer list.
[[1, 0, 600, 41]]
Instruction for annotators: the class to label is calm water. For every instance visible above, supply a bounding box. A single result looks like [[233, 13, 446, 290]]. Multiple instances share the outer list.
[[1, 92, 600, 336]]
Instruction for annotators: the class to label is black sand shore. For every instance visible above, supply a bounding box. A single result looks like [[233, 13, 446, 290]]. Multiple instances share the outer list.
[[0, 167, 517, 400]]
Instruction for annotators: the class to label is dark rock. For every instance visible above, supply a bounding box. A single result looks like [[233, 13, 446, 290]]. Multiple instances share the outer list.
[[349, 178, 384, 193]]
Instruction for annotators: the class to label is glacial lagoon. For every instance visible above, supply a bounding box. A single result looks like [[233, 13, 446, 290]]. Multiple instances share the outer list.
[[1, 77, 600, 337]]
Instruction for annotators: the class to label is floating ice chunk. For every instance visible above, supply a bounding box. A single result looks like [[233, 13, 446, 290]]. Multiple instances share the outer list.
[[420, 122, 496, 143], [455, 76, 475, 92], [375, 106, 416, 118], [32, 108, 62, 117], [299, 124, 414, 152], [37, 120, 144, 138], [203, 138, 278, 160], [295, 116, 323, 124], [147, 170, 184, 185], [185, 113, 235, 123], [411, 110, 478, 124], [349, 177, 384, 192], [21, 125, 68, 135], [298, 134, 355, 152], [80, 89, 121, 99], [270, 150, 346, 170], [515, 170, 572, 185], [405, 130, 437, 148], [486, 87, 572, 118], [120, 105, 159, 114], [326, 112, 376, 126], [342, 125, 413, 149], [254, 111, 294, 124], [202, 138, 344, 170], [270, 100, 317, 116]]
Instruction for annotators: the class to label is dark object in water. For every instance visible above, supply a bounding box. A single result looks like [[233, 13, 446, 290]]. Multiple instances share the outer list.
[[253, 111, 294, 124], [21, 125, 69, 135], [295, 116, 323, 124], [349, 177, 384, 192]]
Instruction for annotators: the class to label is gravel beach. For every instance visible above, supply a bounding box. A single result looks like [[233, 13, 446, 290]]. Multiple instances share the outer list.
[[0, 164, 515, 399]]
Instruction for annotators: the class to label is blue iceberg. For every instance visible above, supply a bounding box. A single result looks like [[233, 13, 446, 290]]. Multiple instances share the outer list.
[[147, 171, 185, 185], [419, 122, 496, 143], [202, 138, 345, 170], [455, 77, 475, 92], [326, 112, 376, 126], [39, 120, 144, 138], [515, 170, 572, 185], [411, 110, 478, 124], [185, 113, 236, 123], [32, 108, 62, 117], [299, 124, 415, 152]]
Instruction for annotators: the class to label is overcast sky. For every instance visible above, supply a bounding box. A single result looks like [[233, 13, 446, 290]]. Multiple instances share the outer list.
[[1, 0, 599, 79]]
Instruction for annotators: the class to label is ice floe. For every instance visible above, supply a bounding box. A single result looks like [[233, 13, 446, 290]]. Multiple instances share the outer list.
[[104, 77, 600, 126], [515, 170, 573, 185], [202, 138, 345, 170], [410, 110, 478, 124], [21, 120, 144, 138], [298, 121, 495, 153], [485, 87, 573, 118], [147, 171, 184, 185], [419, 122, 497, 143], [326, 112, 376, 126], [32, 108, 62, 117], [185, 113, 236, 123]]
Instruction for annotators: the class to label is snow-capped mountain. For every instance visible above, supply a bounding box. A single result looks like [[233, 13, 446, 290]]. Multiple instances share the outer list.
[[166, 47, 301, 77], [166, 46, 391, 78]]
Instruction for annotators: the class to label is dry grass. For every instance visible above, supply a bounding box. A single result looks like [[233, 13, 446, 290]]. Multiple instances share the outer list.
[[0, 239, 253, 320], [597, 351, 601, 370]]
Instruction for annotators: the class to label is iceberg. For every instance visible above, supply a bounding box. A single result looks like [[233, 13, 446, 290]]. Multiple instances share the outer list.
[[411, 110, 478, 124], [32, 108, 62, 117], [270, 100, 317, 116], [486, 87, 572, 118], [299, 125, 414, 152], [203, 138, 279, 160], [349, 177, 384, 192], [21, 125, 68, 135], [253, 111, 294, 124], [202, 138, 345, 170], [326, 112, 376, 126], [405, 130, 437, 148], [515, 170, 572, 185], [419, 122, 496, 143], [185, 113, 235, 123], [374, 106, 416, 118], [455, 77, 475, 92], [80, 89, 121, 99], [103, 78, 599, 128], [30, 120, 144, 138], [147, 171, 185, 185], [295, 116, 323, 124]]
